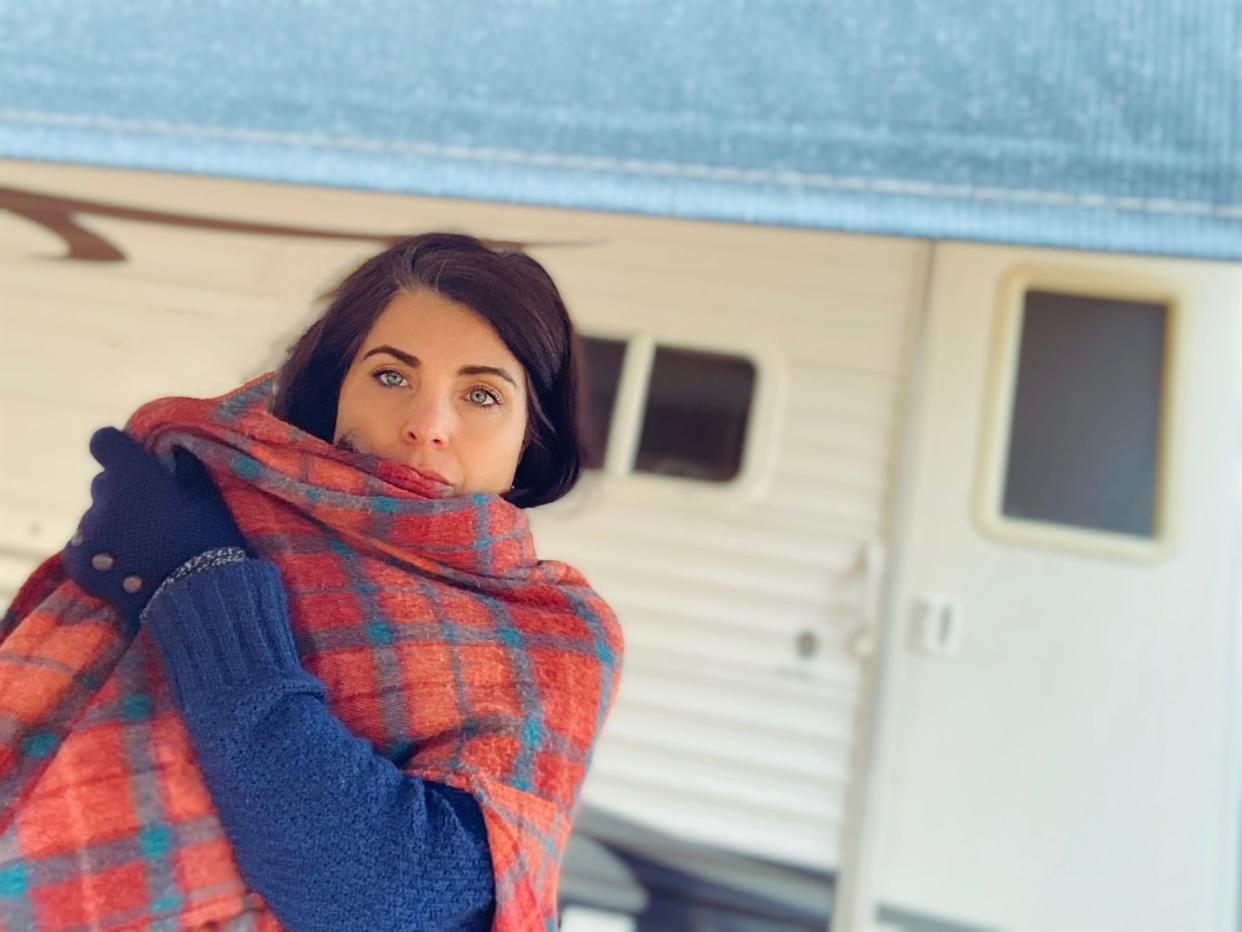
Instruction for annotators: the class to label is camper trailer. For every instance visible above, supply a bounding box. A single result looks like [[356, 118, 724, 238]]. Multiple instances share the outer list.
[[2, 3, 1239, 929], [2, 159, 1239, 932]]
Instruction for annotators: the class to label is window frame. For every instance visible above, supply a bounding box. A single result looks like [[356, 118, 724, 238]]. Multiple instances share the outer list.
[[974, 266, 1185, 562], [577, 326, 783, 504]]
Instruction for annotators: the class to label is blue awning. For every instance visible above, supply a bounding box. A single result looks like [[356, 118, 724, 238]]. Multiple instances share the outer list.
[[2, 1, 1238, 259]]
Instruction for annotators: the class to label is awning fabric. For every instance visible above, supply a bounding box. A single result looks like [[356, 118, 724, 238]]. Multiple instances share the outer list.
[[2, 1, 1238, 259]]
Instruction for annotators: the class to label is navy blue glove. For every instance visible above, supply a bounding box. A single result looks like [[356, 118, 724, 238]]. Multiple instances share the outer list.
[[63, 427, 247, 621]]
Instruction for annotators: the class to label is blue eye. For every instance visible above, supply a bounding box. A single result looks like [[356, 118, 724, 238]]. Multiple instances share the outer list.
[[374, 369, 407, 388], [467, 387, 501, 407]]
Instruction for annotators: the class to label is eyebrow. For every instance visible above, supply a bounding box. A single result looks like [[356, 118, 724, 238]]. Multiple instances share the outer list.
[[361, 345, 519, 389]]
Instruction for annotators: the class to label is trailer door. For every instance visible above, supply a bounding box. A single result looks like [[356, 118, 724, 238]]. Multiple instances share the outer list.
[[853, 243, 1242, 932]]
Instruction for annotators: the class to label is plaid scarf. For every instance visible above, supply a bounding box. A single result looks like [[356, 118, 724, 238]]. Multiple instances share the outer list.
[[0, 374, 622, 931]]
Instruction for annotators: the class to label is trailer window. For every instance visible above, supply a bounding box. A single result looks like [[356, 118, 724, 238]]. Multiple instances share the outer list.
[[1001, 289, 1168, 538], [635, 346, 755, 481], [581, 336, 628, 468]]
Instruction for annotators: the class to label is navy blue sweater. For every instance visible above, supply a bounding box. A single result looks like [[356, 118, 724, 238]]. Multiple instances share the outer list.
[[142, 556, 496, 931]]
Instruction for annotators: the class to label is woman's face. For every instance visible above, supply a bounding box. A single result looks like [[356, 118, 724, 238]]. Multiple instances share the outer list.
[[333, 289, 529, 498]]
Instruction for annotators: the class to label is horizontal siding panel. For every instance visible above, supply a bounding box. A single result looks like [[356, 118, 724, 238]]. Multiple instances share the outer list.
[[767, 488, 886, 532], [1, 260, 290, 322], [534, 507, 865, 571], [613, 699, 850, 761], [781, 340, 907, 375], [602, 714, 849, 786], [589, 742, 844, 822], [611, 587, 859, 638], [554, 237, 919, 294], [563, 529, 843, 594], [572, 546, 843, 610], [568, 558, 856, 620], [0, 498, 78, 559], [538, 497, 867, 570], [619, 654, 858, 719], [542, 229, 922, 300], [573, 300, 908, 376], [617, 608, 861, 681], [594, 615, 860, 688], [779, 393, 898, 436], [569, 270, 914, 336], [0, 400, 115, 515], [777, 430, 896, 478], [774, 458, 893, 498], [581, 774, 841, 871], [2, 296, 278, 411], [777, 415, 896, 458], [613, 683, 854, 750], [771, 458, 890, 499], [44, 217, 297, 295], [1, 347, 263, 421], [0, 551, 37, 607], [781, 367, 902, 424]]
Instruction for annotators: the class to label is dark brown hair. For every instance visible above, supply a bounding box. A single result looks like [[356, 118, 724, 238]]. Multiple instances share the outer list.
[[271, 233, 586, 508]]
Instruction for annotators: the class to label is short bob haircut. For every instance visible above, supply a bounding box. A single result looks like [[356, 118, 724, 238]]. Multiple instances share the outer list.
[[272, 233, 587, 508]]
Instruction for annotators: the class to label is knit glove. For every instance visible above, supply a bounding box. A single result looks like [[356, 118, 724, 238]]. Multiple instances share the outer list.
[[63, 427, 247, 622]]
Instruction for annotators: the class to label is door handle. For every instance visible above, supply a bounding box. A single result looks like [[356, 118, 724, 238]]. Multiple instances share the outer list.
[[913, 594, 964, 656], [847, 540, 886, 659]]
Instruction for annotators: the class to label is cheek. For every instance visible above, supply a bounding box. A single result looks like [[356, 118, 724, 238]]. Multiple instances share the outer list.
[[504, 417, 531, 478], [504, 403, 530, 457], [462, 414, 526, 481], [332, 382, 358, 441], [334, 378, 380, 443]]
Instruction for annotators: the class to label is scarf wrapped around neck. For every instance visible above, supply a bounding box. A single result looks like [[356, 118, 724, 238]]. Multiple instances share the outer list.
[[0, 373, 623, 931]]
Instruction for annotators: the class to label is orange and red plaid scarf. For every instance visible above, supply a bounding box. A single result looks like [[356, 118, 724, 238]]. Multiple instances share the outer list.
[[0, 373, 622, 931]]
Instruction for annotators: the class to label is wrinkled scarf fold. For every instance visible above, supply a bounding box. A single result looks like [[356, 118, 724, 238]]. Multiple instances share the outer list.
[[0, 373, 622, 931]]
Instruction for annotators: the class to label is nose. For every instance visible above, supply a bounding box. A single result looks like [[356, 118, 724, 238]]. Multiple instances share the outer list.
[[401, 393, 450, 449]]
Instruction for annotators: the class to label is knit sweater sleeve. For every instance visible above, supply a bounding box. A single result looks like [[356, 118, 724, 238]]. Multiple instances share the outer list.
[[141, 557, 496, 932]]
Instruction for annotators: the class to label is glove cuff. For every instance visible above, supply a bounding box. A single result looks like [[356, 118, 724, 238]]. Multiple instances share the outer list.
[[140, 547, 249, 623], [142, 559, 307, 713]]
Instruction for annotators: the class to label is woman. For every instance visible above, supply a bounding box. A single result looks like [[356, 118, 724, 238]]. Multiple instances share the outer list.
[[1, 234, 622, 931]]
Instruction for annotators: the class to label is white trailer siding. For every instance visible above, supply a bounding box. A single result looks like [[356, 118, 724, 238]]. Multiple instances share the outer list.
[[0, 160, 927, 881], [529, 231, 928, 870]]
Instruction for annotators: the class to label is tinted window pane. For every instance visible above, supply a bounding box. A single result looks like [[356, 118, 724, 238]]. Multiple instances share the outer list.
[[635, 347, 755, 481], [581, 336, 627, 469], [1002, 290, 1167, 537]]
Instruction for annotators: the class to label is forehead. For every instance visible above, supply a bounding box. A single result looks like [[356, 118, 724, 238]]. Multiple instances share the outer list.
[[361, 289, 521, 367]]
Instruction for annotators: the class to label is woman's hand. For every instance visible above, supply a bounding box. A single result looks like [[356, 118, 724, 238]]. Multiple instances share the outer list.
[[63, 427, 247, 621]]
